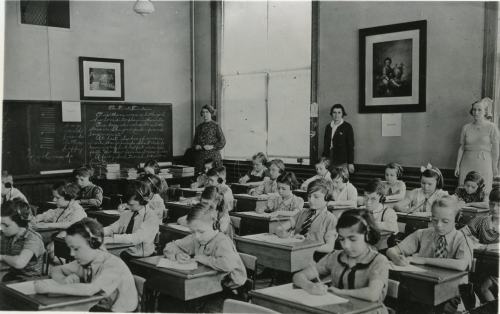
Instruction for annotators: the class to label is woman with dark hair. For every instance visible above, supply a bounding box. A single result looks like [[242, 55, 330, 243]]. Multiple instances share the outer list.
[[192, 104, 226, 173], [322, 104, 355, 173]]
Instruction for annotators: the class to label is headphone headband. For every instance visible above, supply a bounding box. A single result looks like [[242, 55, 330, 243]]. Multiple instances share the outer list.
[[344, 213, 369, 229], [80, 221, 96, 238]]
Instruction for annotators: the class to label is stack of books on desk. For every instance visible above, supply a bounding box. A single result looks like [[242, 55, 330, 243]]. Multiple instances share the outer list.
[[106, 164, 120, 180], [120, 168, 138, 180], [167, 165, 195, 177], [158, 169, 173, 179]]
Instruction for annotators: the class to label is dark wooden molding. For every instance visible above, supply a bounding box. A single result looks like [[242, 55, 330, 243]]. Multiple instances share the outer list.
[[482, 2, 498, 104], [210, 0, 222, 119], [310, 1, 320, 163]]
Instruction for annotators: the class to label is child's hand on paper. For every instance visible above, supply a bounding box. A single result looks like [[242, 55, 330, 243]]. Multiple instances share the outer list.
[[328, 286, 346, 295], [305, 282, 327, 295], [117, 204, 128, 213], [276, 228, 291, 239], [64, 274, 81, 284], [194, 254, 209, 265], [392, 254, 409, 266], [293, 234, 306, 240], [36, 222, 50, 228], [176, 252, 191, 264], [34, 280, 50, 294], [238, 178, 246, 184]]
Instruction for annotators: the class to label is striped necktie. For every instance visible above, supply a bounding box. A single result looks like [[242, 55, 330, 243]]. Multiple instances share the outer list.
[[125, 211, 139, 234], [434, 236, 447, 258], [423, 198, 428, 212], [299, 209, 316, 236], [83, 264, 93, 283]]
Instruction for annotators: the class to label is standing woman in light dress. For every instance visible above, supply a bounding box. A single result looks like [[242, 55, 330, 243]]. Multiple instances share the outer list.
[[455, 98, 499, 192]]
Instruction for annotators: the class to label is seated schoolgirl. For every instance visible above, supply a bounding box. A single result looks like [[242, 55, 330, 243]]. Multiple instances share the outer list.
[[263, 172, 304, 218], [330, 167, 358, 207], [206, 166, 234, 212], [393, 164, 448, 213], [191, 158, 218, 189], [293, 209, 389, 314], [143, 159, 169, 195], [1, 171, 29, 205], [453, 171, 488, 209], [238, 152, 271, 184], [249, 159, 285, 196], [363, 179, 398, 235], [461, 187, 500, 303], [34, 182, 87, 264], [275, 179, 337, 255], [139, 174, 167, 221], [164, 204, 247, 312], [381, 163, 406, 199], [177, 186, 234, 240], [0, 200, 45, 282], [300, 157, 332, 191], [34, 218, 138, 312]]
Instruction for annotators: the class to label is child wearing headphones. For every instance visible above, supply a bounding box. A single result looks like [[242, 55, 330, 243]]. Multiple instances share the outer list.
[[177, 186, 235, 240], [387, 195, 472, 314], [163, 204, 247, 312], [34, 218, 138, 312], [275, 179, 338, 254], [249, 159, 285, 196], [139, 174, 167, 221], [34, 182, 87, 264], [264, 172, 304, 217], [103, 181, 160, 267], [207, 166, 234, 212], [363, 179, 398, 235], [330, 167, 358, 207], [382, 163, 406, 199], [300, 157, 332, 191], [1, 171, 29, 205], [0, 200, 46, 282], [293, 209, 388, 313], [393, 164, 448, 213], [453, 171, 488, 209], [191, 158, 218, 189], [239, 152, 271, 184], [143, 160, 169, 194], [73, 165, 104, 209]]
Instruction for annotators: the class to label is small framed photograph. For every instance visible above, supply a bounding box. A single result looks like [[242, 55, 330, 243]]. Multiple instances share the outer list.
[[359, 20, 427, 113], [79, 57, 124, 101]]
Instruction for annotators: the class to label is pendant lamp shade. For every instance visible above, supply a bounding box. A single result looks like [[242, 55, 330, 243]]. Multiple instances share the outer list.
[[134, 0, 154, 17]]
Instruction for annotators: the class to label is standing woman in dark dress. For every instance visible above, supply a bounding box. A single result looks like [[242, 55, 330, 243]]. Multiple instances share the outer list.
[[193, 104, 226, 173], [322, 104, 355, 173]]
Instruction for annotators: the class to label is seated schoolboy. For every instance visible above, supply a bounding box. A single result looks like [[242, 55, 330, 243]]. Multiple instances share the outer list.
[[387, 195, 473, 314], [34, 182, 87, 263], [393, 164, 448, 213], [453, 171, 488, 209], [34, 218, 138, 313], [293, 209, 389, 314], [382, 163, 406, 199], [238, 152, 271, 184], [363, 179, 398, 235], [0, 200, 45, 282], [191, 158, 217, 189], [1, 171, 29, 204], [143, 159, 169, 195], [330, 167, 358, 207], [206, 166, 234, 212], [275, 179, 337, 256], [139, 174, 166, 221], [300, 157, 332, 191], [264, 172, 304, 217], [249, 159, 285, 196], [103, 181, 160, 267], [461, 187, 500, 303], [164, 204, 247, 312], [73, 165, 103, 209]]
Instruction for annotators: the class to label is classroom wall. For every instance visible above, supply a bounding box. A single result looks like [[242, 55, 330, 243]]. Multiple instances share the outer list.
[[3, 1, 193, 157], [318, 2, 485, 169]]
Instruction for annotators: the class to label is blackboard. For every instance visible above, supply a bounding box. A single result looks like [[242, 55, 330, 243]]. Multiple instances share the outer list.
[[2, 101, 173, 175]]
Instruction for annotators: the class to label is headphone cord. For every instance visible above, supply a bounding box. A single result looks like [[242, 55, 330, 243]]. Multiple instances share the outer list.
[[403, 189, 438, 219]]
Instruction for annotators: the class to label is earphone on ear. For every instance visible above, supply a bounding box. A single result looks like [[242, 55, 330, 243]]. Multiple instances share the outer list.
[[3, 181, 12, 189], [379, 195, 386, 204], [80, 221, 102, 249], [217, 177, 224, 184], [16, 207, 30, 221], [2, 172, 13, 189], [135, 189, 150, 206]]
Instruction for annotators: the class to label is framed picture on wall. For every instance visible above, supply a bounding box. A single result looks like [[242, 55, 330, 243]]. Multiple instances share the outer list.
[[79, 57, 125, 101], [359, 20, 427, 113]]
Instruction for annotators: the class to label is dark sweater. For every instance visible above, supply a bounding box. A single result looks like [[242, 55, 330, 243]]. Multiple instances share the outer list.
[[322, 121, 355, 165]]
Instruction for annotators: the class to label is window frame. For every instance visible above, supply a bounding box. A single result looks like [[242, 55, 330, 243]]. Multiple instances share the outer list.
[[17, 0, 73, 32]]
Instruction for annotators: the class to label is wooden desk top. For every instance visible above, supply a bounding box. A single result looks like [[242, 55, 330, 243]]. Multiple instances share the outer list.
[[473, 244, 500, 257], [396, 212, 432, 222], [235, 233, 322, 251], [165, 201, 196, 208], [229, 211, 293, 222], [54, 237, 134, 251], [131, 256, 222, 279], [233, 194, 270, 200], [461, 207, 490, 213], [160, 223, 191, 234], [389, 263, 468, 283], [250, 283, 382, 314], [232, 182, 264, 188]]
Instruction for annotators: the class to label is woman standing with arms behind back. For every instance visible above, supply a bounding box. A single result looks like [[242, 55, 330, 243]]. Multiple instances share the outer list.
[[322, 104, 355, 173], [193, 104, 226, 173], [455, 98, 499, 192]]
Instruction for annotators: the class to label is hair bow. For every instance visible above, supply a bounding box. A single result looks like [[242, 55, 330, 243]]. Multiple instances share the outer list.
[[420, 163, 433, 173]]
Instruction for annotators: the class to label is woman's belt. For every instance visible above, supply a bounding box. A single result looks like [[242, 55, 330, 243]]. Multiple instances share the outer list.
[[464, 145, 492, 160]]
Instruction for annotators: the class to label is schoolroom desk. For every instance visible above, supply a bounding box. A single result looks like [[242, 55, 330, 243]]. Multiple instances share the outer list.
[[473, 244, 499, 278], [373, 229, 394, 251], [158, 223, 191, 249], [87, 210, 120, 227], [396, 212, 432, 237], [250, 283, 382, 314], [389, 263, 468, 306], [165, 201, 195, 223], [130, 256, 227, 301], [53, 237, 134, 262], [293, 189, 308, 202], [229, 211, 293, 236], [460, 207, 489, 225], [235, 233, 322, 272], [0, 278, 104, 311], [230, 181, 264, 195], [33, 227, 60, 245], [233, 194, 270, 212]]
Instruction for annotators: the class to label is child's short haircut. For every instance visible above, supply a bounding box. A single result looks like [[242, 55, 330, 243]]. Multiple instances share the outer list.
[[207, 166, 227, 179], [315, 157, 330, 168], [385, 163, 403, 177], [73, 165, 94, 178], [431, 195, 461, 217], [337, 208, 380, 246], [267, 159, 285, 171], [1, 171, 13, 185], [490, 187, 500, 203], [307, 178, 333, 197], [67, 218, 104, 246], [276, 172, 300, 190], [421, 166, 443, 189], [1, 200, 31, 228], [252, 152, 268, 165], [52, 181, 80, 201], [364, 179, 385, 197], [186, 203, 216, 224], [144, 160, 161, 174], [126, 180, 152, 202], [463, 171, 485, 189], [203, 158, 217, 167], [331, 167, 349, 183], [140, 174, 162, 194], [201, 186, 223, 205]]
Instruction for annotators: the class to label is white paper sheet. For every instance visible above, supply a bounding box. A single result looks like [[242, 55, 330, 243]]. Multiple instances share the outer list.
[[234, 194, 270, 200], [102, 210, 121, 216], [8, 279, 59, 295], [167, 224, 191, 232], [388, 261, 426, 272], [382, 113, 402, 137], [156, 258, 197, 270], [274, 285, 349, 306], [62, 102, 82, 122], [254, 234, 303, 244]]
